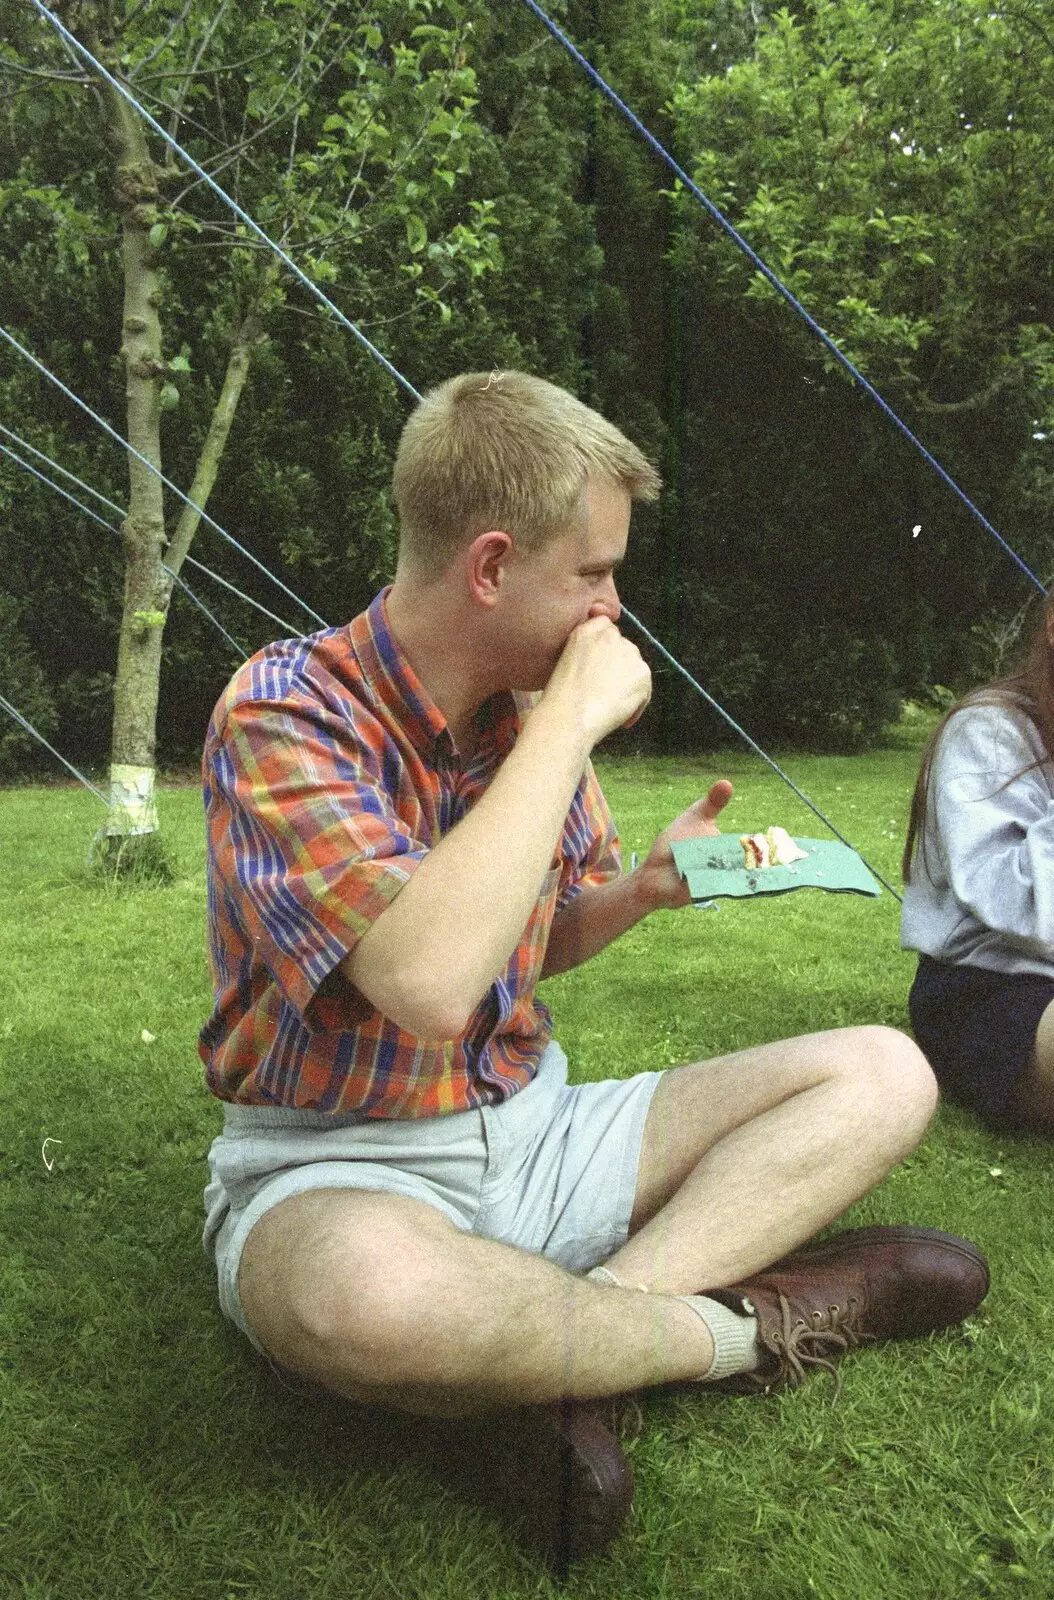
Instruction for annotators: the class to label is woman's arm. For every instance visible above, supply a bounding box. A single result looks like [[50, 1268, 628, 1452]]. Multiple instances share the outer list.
[[931, 705, 1054, 954]]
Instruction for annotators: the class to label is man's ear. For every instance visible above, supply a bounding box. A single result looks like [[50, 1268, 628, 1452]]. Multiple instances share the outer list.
[[465, 530, 514, 608]]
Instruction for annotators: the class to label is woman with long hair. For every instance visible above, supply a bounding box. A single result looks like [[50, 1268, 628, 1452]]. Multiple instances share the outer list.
[[901, 596, 1054, 1127]]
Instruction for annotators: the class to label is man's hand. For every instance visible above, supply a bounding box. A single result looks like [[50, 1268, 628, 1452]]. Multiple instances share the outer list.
[[634, 779, 734, 911], [543, 616, 652, 748], [540, 777, 735, 979]]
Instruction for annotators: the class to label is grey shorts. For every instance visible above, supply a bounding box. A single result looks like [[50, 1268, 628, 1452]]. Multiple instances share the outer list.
[[203, 1042, 662, 1352]]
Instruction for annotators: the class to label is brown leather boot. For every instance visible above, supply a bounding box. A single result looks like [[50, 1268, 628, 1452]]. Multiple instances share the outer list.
[[706, 1225, 989, 1396], [263, 1358, 633, 1573], [420, 1399, 634, 1573]]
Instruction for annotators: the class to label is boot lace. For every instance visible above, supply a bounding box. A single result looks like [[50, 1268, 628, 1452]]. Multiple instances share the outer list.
[[750, 1292, 874, 1400]]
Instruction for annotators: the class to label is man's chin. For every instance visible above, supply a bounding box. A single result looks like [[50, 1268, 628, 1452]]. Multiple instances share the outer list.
[[519, 666, 563, 695], [510, 659, 561, 696]]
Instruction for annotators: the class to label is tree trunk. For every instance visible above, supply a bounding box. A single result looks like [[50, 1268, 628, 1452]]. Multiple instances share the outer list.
[[78, 19, 264, 873], [89, 26, 169, 862]]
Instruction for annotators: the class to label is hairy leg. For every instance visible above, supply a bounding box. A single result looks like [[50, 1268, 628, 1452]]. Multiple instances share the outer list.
[[605, 1025, 937, 1293], [1002, 999, 1054, 1127], [236, 1026, 934, 1416], [237, 1188, 715, 1417]]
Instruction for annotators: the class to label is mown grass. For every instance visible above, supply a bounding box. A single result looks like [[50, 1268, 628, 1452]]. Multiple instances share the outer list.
[[3, 746, 1054, 1599]]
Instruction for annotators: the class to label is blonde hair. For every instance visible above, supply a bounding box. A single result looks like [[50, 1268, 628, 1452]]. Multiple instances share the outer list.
[[392, 370, 661, 575]]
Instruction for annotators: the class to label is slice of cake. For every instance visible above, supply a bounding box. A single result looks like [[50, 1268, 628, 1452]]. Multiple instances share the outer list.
[[739, 827, 808, 869], [739, 833, 771, 869]]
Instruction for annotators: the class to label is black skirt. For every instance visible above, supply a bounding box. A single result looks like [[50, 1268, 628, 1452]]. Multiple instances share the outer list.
[[908, 954, 1054, 1126]]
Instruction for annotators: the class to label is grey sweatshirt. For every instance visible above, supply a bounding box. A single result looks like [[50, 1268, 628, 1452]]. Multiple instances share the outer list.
[[900, 699, 1054, 979]]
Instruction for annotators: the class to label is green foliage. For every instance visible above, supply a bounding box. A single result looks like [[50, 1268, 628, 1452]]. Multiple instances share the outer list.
[[2, 0, 1053, 772], [0, 0, 579, 761], [605, 0, 1054, 748], [777, 629, 902, 751], [0, 591, 57, 778], [669, 0, 1054, 494]]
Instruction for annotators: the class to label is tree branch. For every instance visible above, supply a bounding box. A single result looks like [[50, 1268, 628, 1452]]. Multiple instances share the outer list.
[[155, 5, 362, 218], [164, 298, 271, 578], [164, 28, 355, 214], [996, 4, 1054, 56], [127, 0, 197, 77], [134, 47, 285, 83], [133, 82, 233, 160], [161, 0, 232, 143], [183, 231, 274, 250], [0, 59, 90, 83], [906, 365, 1025, 413], [284, 7, 308, 182], [118, 0, 156, 35], [259, 0, 340, 124]]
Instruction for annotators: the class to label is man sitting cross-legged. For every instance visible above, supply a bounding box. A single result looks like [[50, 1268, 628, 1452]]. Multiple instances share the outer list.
[[200, 371, 988, 1568]]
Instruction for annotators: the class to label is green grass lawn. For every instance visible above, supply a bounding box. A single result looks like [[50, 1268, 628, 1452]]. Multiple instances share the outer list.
[[3, 747, 1054, 1599]]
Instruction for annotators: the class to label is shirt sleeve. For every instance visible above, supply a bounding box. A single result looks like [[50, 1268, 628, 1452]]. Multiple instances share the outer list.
[[928, 705, 1054, 957], [556, 760, 622, 909], [208, 688, 426, 1025]]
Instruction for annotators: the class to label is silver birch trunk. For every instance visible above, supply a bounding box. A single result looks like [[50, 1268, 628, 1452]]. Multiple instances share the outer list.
[[79, 22, 263, 872], [92, 43, 169, 863]]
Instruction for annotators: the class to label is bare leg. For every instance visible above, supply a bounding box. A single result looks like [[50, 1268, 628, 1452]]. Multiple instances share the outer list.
[[605, 1025, 937, 1292], [1002, 1000, 1054, 1127], [237, 1025, 935, 1416], [238, 1188, 715, 1417]]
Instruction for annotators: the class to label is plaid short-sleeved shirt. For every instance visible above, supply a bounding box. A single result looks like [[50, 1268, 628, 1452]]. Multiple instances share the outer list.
[[199, 589, 621, 1117]]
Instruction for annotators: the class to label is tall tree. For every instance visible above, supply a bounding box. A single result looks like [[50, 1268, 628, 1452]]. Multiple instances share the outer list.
[[2, 0, 498, 869], [652, 0, 1054, 745], [668, 0, 1054, 546]]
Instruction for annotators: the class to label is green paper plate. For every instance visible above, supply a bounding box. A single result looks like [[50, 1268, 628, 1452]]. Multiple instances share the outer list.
[[670, 834, 881, 900]]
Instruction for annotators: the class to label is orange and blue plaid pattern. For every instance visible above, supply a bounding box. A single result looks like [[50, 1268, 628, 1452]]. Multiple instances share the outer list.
[[199, 589, 621, 1116]]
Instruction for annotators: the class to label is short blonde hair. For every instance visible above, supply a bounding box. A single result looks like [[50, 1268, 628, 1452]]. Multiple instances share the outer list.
[[392, 371, 661, 575]]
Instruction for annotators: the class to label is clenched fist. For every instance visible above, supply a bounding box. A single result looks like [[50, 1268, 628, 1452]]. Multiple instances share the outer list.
[[543, 616, 652, 749]]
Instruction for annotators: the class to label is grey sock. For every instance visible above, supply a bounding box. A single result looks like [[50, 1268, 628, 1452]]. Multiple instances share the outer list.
[[586, 1265, 633, 1289], [678, 1294, 762, 1381], [586, 1267, 761, 1381]]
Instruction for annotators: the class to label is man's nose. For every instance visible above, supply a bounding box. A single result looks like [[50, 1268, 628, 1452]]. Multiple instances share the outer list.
[[588, 578, 621, 624]]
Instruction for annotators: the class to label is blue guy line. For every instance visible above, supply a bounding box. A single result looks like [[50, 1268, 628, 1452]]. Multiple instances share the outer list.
[[177, 557, 298, 639], [0, 422, 301, 635], [621, 605, 901, 899], [28, 0, 424, 408], [0, 439, 248, 659], [520, 0, 1047, 599], [0, 420, 125, 519], [0, 690, 108, 802], [169, 574, 250, 660], [0, 324, 328, 630]]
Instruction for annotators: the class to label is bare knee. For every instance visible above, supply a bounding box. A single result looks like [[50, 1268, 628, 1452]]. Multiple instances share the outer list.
[[238, 1191, 464, 1394], [842, 1025, 937, 1149], [1002, 1000, 1054, 1127]]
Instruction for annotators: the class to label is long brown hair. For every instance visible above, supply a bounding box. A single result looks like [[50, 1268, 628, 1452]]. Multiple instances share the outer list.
[[902, 594, 1054, 884]]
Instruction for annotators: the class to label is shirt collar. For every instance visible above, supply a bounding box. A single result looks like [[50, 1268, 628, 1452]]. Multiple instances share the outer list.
[[350, 588, 520, 761]]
